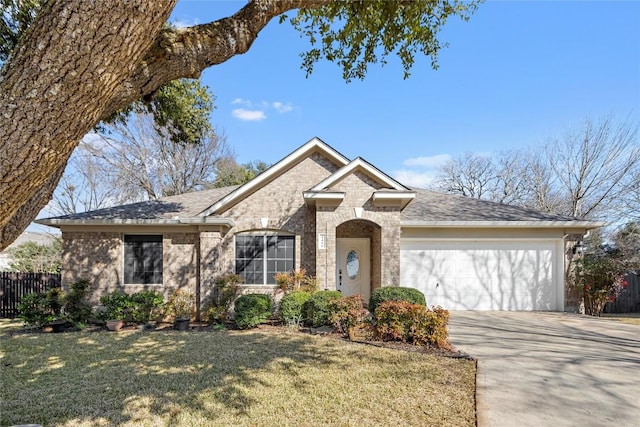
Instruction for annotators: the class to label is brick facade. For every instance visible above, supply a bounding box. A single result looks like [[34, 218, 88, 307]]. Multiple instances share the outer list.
[[315, 171, 402, 291], [60, 149, 404, 307]]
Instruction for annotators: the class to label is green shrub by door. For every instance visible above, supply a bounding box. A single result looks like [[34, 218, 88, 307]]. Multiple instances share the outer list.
[[235, 294, 273, 329], [302, 290, 342, 327], [369, 286, 426, 313]]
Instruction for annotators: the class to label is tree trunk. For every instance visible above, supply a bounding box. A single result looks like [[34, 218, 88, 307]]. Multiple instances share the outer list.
[[0, 0, 331, 250], [0, 1, 177, 249]]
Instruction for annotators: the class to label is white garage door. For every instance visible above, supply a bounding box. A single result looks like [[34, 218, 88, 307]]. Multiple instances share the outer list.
[[400, 241, 559, 311]]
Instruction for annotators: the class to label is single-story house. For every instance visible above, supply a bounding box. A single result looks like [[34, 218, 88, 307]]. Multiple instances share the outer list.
[[37, 137, 603, 312]]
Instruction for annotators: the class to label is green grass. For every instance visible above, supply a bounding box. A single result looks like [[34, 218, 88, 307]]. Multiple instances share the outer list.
[[0, 322, 475, 426]]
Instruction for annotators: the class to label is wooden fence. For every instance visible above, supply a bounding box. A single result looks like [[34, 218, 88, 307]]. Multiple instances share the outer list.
[[605, 271, 640, 314], [0, 272, 61, 318]]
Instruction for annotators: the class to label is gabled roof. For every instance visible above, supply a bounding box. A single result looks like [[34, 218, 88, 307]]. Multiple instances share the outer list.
[[310, 157, 409, 191], [304, 157, 416, 209], [198, 137, 350, 216]]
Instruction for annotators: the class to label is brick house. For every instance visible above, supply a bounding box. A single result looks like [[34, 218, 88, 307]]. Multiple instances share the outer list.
[[38, 138, 602, 312]]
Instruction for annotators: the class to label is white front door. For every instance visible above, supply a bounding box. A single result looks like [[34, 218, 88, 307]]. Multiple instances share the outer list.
[[336, 238, 370, 301]]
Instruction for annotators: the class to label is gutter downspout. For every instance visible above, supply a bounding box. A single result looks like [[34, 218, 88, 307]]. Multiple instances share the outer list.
[[195, 233, 201, 323]]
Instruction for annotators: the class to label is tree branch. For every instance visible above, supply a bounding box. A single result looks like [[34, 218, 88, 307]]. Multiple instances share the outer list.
[[102, 0, 332, 118]]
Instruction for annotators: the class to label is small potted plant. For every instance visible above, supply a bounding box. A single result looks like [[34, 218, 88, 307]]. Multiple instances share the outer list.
[[169, 289, 195, 331], [100, 290, 130, 331]]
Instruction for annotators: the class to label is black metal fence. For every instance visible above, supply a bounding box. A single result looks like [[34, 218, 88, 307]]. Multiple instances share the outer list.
[[0, 272, 62, 318]]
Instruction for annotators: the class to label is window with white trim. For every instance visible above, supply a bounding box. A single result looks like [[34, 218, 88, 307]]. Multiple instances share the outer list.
[[124, 235, 163, 284], [235, 234, 294, 285]]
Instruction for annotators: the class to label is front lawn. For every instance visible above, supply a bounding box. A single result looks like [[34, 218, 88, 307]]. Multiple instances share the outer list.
[[0, 323, 475, 426]]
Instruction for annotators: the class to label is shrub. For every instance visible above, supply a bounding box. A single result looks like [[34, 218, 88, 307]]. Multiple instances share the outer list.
[[374, 300, 450, 349], [168, 289, 195, 319], [412, 306, 450, 349], [19, 282, 93, 328], [64, 279, 92, 324], [235, 294, 273, 329], [302, 290, 342, 327], [18, 287, 67, 327], [18, 292, 55, 327], [574, 253, 626, 316], [328, 295, 370, 334], [369, 286, 426, 313], [100, 290, 133, 321], [46, 287, 65, 317], [273, 268, 318, 294], [130, 290, 164, 323], [205, 273, 241, 324], [278, 291, 311, 326]]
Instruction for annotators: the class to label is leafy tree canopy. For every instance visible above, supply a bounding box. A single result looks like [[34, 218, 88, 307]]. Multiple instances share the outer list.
[[210, 159, 271, 188], [7, 238, 62, 273], [290, 0, 480, 80]]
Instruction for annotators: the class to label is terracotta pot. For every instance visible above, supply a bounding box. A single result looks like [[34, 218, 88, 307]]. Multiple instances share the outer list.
[[106, 319, 124, 331]]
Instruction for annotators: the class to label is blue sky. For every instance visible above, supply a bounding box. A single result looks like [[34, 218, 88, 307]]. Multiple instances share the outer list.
[[169, 0, 639, 187]]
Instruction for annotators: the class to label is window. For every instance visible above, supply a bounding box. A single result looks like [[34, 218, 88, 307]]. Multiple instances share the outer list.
[[236, 235, 294, 285], [124, 235, 163, 284]]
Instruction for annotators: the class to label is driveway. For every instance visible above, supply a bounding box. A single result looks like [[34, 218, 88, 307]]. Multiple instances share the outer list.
[[448, 311, 640, 427]]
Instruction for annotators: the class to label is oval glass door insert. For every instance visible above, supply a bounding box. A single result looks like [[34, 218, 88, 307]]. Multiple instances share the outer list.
[[346, 250, 359, 279]]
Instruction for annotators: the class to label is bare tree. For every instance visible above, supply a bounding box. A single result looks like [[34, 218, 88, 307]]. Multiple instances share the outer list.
[[491, 149, 536, 206], [52, 113, 233, 214], [545, 116, 639, 219], [435, 152, 496, 199], [620, 167, 640, 221], [433, 116, 639, 223], [50, 148, 124, 215]]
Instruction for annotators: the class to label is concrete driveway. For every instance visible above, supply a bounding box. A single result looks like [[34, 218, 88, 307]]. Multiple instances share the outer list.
[[448, 312, 640, 427]]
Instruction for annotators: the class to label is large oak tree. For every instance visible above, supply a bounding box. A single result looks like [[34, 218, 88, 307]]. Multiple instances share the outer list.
[[0, 0, 479, 250]]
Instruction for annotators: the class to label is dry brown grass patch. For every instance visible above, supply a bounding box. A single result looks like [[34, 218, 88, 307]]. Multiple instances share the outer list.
[[0, 322, 475, 426]]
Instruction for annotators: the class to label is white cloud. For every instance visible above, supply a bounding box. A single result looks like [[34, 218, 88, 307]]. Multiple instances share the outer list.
[[273, 101, 293, 113], [393, 169, 439, 189], [230, 98, 295, 120], [403, 154, 452, 168], [393, 154, 454, 189], [232, 108, 266, 121]]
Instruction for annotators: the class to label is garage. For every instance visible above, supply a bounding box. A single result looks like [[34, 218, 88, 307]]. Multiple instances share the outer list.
[[400, 240, 562, 311]]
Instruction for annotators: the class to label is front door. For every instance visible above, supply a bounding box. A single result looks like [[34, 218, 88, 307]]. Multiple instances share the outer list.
[[336, 238, 370, 301]]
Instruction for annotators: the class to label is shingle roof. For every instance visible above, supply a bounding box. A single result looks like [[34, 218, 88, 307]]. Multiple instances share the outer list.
[[402, 188, 579, 223], [42, 186, 238, 221], [39, 185, 591, 226]]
